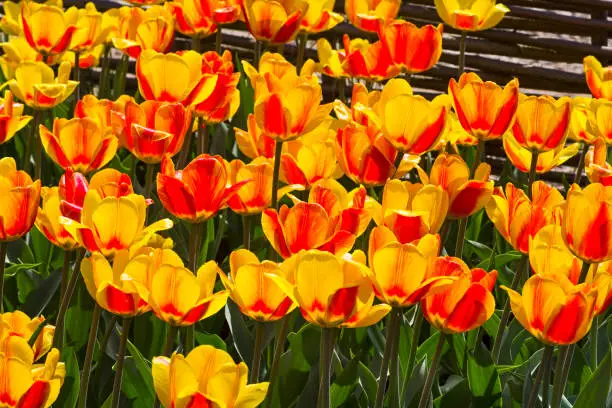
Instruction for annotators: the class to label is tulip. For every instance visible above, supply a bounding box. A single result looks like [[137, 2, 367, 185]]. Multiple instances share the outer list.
[[585, 138, 612, 186], [584, 55, 612, 101], [0, 91, 32, 145], [235, 113, 277, 159], [112, 6, 174, 59], [588, 262, 612, 316], [21, 2, 77, 56], [69, 2, 112, 54], [568, 97, 596, 144], [57, 169, 88, 222], [157, 154, 248, 223], [511, 94, 571, 153], [485, 181, 563, 254], [211, 0, 242, 24], [586, 98, 612, 144], [60, 191, 172, 258], [434, 0, 509, 31], [448, 73, 519, 141], [125, 0, 165, 4], [503, 131, 580, 174], [4, 0, 59, 36], [262, 180, 371, 258], [0, 37, 45, 81], [378, 21, 443, 74], [166, 0, 218, 39], [136, 50, 218, 105], [145, 262, 228, 326], [117, 100, 191, 164], [74, 94, 119, 136], [39, 118, 118, 174], [502, 273, 596, 345], [35, 187, 80, 251], [8, 61, 78, 110], [152, 345, 269, 408], [0, 157, 41, 243], [300, 0, 343, 34], [0, 311, 55, 362], [61, 46, 104, 69], [422, 256, 497, 334], [419, 153, 493, 219], [345, 0, 399, 32], [529, 224, 583, 285], [438, 112, 479, 147], [562, 183, 612, 264], [242, 0, 308, 44], [219, 249, 296, 321]]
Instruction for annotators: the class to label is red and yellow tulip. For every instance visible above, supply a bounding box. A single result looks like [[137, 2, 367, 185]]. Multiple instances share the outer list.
[[300, 0, 343, 34], [586, 99, 612, 144], [434, 0, 509, 31], [529, 224, 582, 285], [587, 262, 612, 316], [21, 2, 77, 56], [69, 2, 111, 54], [35, 187, 80, 251], [584, 55, 612, 101], [7, 61, 77, 110], [378, 21, 443, 74], [0, 91, 32, 145], [0, 37, 46, 81], [112, 6, 174, 59], [502, 131, 580, 174], [568, 97, 596, 144], [345, 0, 399, 32], [585, 139, 612, 186], [235, 114, 277, 159], [0, 311, 54, 362], [166, 0, 217, 39], [242, 0, 308, 44]]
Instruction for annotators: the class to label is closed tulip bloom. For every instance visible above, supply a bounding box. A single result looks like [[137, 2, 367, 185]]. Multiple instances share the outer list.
[[35, 187, 79, 250], [0, 37, 45, 80], [369, 179, 448, 244], [586, 99, 612, 144], [0, 91, 32, 145], [118, 100, 191, 164], [0, 311, 54, 362], [57, 169, 88, 221], [146, 262, 228, 326], [502, 274, 597, 345], [242, 0, 308, 45], [511, 94, 571, 153], [166, 0, 217, 39], [61, 191, 172, 258], [300, 0, 343, 33], [136, 50, 218, 105], [157, 154, 248, 223], [262, 180, 371, 258], [70, 3, 111, 53], [419, 153, 493, 219], [112, 6, 174, 59], [235, 114, 277, 159], [503, 131, 580, 174], [449, 73, 519, 141], [563, 183, 612, 264], [568, 97, 596, 143], [345, 0, 399, 32], [211, 0, 242, 24], [585, 139, 612, 186], [378, 21, 443, 74], [8, 61, 77, 110], [422, 257, 497, 334], [39, 118, 118, 174], [268, 250, 391, 328], [21, 2, 77, 56], [584, 56, 612, 101], [435, 0, 509, 31], [219, 249, 296, 321], [152, 345, 269, 408], [0, 157, 41, 243], [529, 224, 583, 285], [485, 181, 563, 254]]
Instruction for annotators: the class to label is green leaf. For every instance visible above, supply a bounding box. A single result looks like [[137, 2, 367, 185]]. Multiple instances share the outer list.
[[132, 314, 166, 359], [3, 263, 41, 277], [434, 376, 471, 408], [123, 340, 155, 407], [402, 358, 428, 408], [357, 362, 377, 405], [55, 347, 80, 408], [194, 331, 227, 351], [65, 284, 95, 350], [16, 271, 36, 303], [21, 268, 61, 317], [467, 342, 502, 407], [573, 347, 611, 408], [331, 357, 359, 408], [465, 240, 492, 261], [224, 302, 253, 363]]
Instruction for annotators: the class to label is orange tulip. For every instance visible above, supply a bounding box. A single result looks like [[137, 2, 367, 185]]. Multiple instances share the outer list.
[[157, 154, 248, 223], [166, 0, 217, 38], [418, 153, 493, 219], [503, 274, 597, 345], [586, 98, 612, 144], [219, 249, 296, 321], [21, 2, 77, 56], [422, 257, 497, 334], [345, 0, 399, 32], [152, 345, 269, 408], [584, 56, 612, 101], [503, 131, 580, 174], [145, 262, 228, 326], [0, 311, 55, 362], [0, 157, 41, 242], [562, 183, 612, 264], [112, 6, 174, 59], [448, 73, 519, 141], [39, 118, 118, 174], [378, 21, 443, 74], [585, 139, 612, 186], [300, 0, 343, 34], [485, 181, 563, 254], [368, 179, 448, 244], [35, 187, 79, 250], [434, 0, 509, 32], [262, 180, 371, 258], [267, 250, 391, 328], [61, 191, 172, 258], [117, 100, 191, 164], [235, 114, 277, 159], [568, 97, 596, 143], [529, 224, 582, 285], [511, 94, 571, 153], [0, 91, 32, 145], [242, 0, 308, 44]]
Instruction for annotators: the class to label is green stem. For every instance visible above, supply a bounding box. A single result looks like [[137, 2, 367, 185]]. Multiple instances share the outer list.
[[74, 52, 81, 104], [551, 344, 575, 408], [458, 31, 467, 77], [60, 251, 71, 304], [317, 328, 334, 408], [526, 346, 553, 408], [417, 333, 445, 408], [374, 309, 402, 408], [338, 79, 346, 104], [144, 163, 154, 198], [472, 139, 485, 175], [53, 248, 85, 349], [91, 314, 118, 396], [492, 254, 528, 363], [387, 309, 403, 408], [296, 33, 307, 71], [264, 316, 291, 407], [401, 307, 424, 400], [551, 346, 569, 408], [578, 261, 590, 284], [393, 151, 404, 178], [216, 27, 222, 54], [527, 150, 539, 200], [77, 303, 102, 408], [178, 116, 196, 169], [271, 141, 283, 210], [162, 325, 178, 356], [542, 347, 552, 408], [113, 54, 129, 99], [197, 117, 208, 155], [254, 40, 261, 67], [185, 221, 205, 352], [0, 242, 7, 313], [243, 215, 251, 251], [454, 217, 468, 258], [111, 318, 133, 408], [98, 45, 111, 98], [573, 142, 589, 185], [591, 315, 599, 369], [250, 323, 265, 383], [192, 35, 201, 52]]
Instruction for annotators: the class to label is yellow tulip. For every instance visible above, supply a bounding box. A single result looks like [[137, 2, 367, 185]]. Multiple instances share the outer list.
[[435, 0, 509, 31]]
